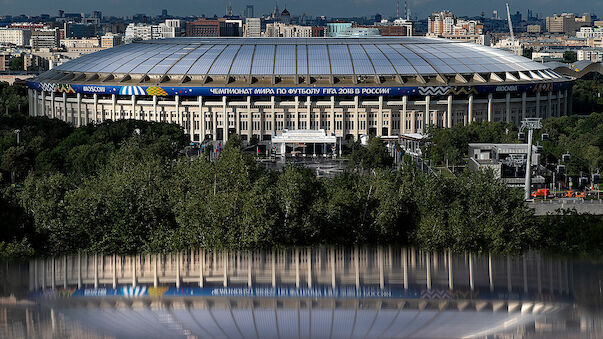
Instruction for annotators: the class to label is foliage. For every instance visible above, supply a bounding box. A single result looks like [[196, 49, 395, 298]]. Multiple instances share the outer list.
[[424, 121, 519, 166], [538, 210, 603, 257], [9, 56, 23, 71], [571, 78, 603, 114], [537, 113, 603, 175], [563, 51, 577, 63], [349, 137, 393, 170]]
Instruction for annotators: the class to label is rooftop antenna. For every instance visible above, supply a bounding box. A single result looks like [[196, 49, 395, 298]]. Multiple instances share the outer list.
[[396, 0, 400, 19], [505, 3, 517, 54], [405, 0, 409, 20]]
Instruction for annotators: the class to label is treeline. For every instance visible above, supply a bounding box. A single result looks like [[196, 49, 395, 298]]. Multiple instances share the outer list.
[[425, 113, 602, 176], [1, 116, 601, 258], [2, 116, 538, 256]]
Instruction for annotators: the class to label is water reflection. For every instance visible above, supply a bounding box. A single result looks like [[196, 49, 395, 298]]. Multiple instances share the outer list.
[[1, 247, 602, 338]]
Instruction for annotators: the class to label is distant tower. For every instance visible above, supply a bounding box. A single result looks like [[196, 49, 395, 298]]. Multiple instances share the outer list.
[[396, 0, 399, 18], [245, 5, 254, 18], [273, 1, 280, 19], [226, 2, 234, 16]]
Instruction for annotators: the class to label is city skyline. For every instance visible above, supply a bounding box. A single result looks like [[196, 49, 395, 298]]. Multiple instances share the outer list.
[[0, 0, 600, 19]]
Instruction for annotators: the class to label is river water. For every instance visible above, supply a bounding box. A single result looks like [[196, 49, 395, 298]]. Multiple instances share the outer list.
[[1, 247, 601, 338]]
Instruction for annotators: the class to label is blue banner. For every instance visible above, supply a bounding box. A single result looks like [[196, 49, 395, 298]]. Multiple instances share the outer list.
[[29, 285, 570, 303], [26, 80, 573, 98]]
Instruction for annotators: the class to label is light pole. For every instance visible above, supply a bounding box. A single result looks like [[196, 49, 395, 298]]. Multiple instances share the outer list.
[[14, 129, 20, 145], [520, 118, 542, 200]]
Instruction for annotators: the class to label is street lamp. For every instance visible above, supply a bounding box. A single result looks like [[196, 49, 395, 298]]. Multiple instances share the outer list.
[[520, 118, 542, 200], [14, 129, 20, 145]]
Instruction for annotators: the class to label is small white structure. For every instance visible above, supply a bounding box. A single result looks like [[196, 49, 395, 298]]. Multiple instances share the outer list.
[[271, 129, 336, 156]]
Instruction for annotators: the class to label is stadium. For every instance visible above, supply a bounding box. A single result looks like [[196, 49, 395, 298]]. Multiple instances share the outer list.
[[27, 37, 573, 144]]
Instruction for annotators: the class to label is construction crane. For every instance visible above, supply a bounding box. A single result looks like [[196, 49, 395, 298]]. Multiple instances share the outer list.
[[505, 3, 517, 54]]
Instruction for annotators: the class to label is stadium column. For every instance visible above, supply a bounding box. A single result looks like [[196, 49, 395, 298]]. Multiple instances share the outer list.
[[112, 94, 116, 121], [28, 89, 33, 116], [568, 87, 573, 116], [77, 93, 82, 127], [521, 92, 527, 120], [271, 96, 276, 137], [354, 96, 359, 139], [50, 91, 55, 119], [547, 90, 552, 119], [410, 110, 416, 133], [93, 93, 98, 123], [234, 102, 239, 136], [447, 94, 453, 128], [212, 105, 217, 142], [199, 96, 205, 142], [535, 91, 541, 118], [424, 95, 430, 131], [468, 93, 473, 124], [222, 96, 228, 142], [306, 96, 311, 131], [247, 96, 252, 141], [175, 95, 180, 126], [400, 95, 408, 133], [402, 95, 407, 133], [505, 92, 511, 124], [556, 90, 561, 117], [131, 95, 136, 121], [377, 95, 383, 137], [61, 92, 66, 120], [189, 99, 195, 141], [33, 90, 38, 116], [331, 96, 336, 135], [153, 95, 158, 122], [487, 93, 493, 122], [563, 89, 568, 116], [294, 96, 299, 130], [387, 103, 392, 137], [41, 91, 46, 117], [316, 97, 321, 131]]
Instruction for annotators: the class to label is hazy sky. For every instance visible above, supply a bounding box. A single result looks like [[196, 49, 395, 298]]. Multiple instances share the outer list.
[[1, 0, 600, 19]]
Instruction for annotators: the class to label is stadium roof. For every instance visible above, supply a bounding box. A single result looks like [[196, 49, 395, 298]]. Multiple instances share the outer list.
[[35, 37, 568, 87]]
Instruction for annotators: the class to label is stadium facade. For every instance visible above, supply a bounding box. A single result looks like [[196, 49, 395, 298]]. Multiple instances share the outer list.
[[27, 37, 573, 143]]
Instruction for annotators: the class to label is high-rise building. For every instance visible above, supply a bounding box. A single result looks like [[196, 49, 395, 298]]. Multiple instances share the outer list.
[[31, 29, 59, 49], [64, 22, 97, 39], [0, 29, 32, 46], [162, 9, 168, 18], [265, 23, 312, 37], [101, 33, 122, 48], [244, 18, 261, 37], [326, 22, 352, 37], [545, 13, 591, 34], [245, 5, 254, 18], [428, 11, 456, 35], [185, 18, 241, 37]]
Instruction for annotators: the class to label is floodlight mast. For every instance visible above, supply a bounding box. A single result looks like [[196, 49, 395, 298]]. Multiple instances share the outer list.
[[506, 3, 516, 54], [520, 118, 542, 200]]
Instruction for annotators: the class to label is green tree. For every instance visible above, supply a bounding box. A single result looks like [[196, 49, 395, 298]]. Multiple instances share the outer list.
[[563, 51, 577, 63], [9, 57, 23, 71]]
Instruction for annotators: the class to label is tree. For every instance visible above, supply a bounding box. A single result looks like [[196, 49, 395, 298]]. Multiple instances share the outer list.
[[349, 137, 393, 170], [9, 57, 23, 71], [563, 51, 577, 63]]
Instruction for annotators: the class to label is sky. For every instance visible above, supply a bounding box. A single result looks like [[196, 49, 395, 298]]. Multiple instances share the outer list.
[[0, 0, 600, 19]]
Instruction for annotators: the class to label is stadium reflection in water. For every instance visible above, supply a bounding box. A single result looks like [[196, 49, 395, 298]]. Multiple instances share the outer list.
[[1, 247, 602, 338]]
